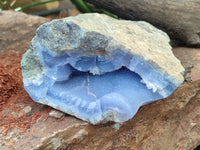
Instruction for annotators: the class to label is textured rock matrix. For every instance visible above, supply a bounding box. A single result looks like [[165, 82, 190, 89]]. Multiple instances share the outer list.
[[83, 0, 200, 46], [21, 13, 184, 124]]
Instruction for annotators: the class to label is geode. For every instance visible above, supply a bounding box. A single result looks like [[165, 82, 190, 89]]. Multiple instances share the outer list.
[[21, 13, 185, 124]]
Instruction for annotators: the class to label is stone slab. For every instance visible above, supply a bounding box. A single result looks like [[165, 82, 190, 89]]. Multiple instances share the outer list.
[[173, 47, 200, 81]]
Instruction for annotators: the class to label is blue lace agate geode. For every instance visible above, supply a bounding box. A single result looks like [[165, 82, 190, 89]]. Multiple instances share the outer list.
[[21, 13, 185, 124]]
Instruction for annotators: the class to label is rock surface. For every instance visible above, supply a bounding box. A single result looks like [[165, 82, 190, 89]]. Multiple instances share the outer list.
[[1, 11, 200, 150], [0, 10, 50, 54], [21, 13, 184, 124], [84, 0, 200, 46], [173, 47, 200, 81]]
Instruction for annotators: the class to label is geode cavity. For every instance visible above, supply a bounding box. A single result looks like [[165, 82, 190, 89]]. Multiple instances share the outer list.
[[21, 13, 184, 124]]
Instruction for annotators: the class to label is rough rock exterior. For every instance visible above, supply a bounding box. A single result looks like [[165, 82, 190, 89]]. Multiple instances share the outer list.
[[21, 13, 184, 124], [84, 0, 200, 46]]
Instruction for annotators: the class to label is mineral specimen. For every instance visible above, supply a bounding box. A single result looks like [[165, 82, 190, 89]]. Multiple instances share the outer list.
[[21, 13, 185, 124]]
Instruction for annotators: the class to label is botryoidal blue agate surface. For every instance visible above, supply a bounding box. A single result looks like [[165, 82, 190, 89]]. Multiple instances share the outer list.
[[21, 13, 185, 124]]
